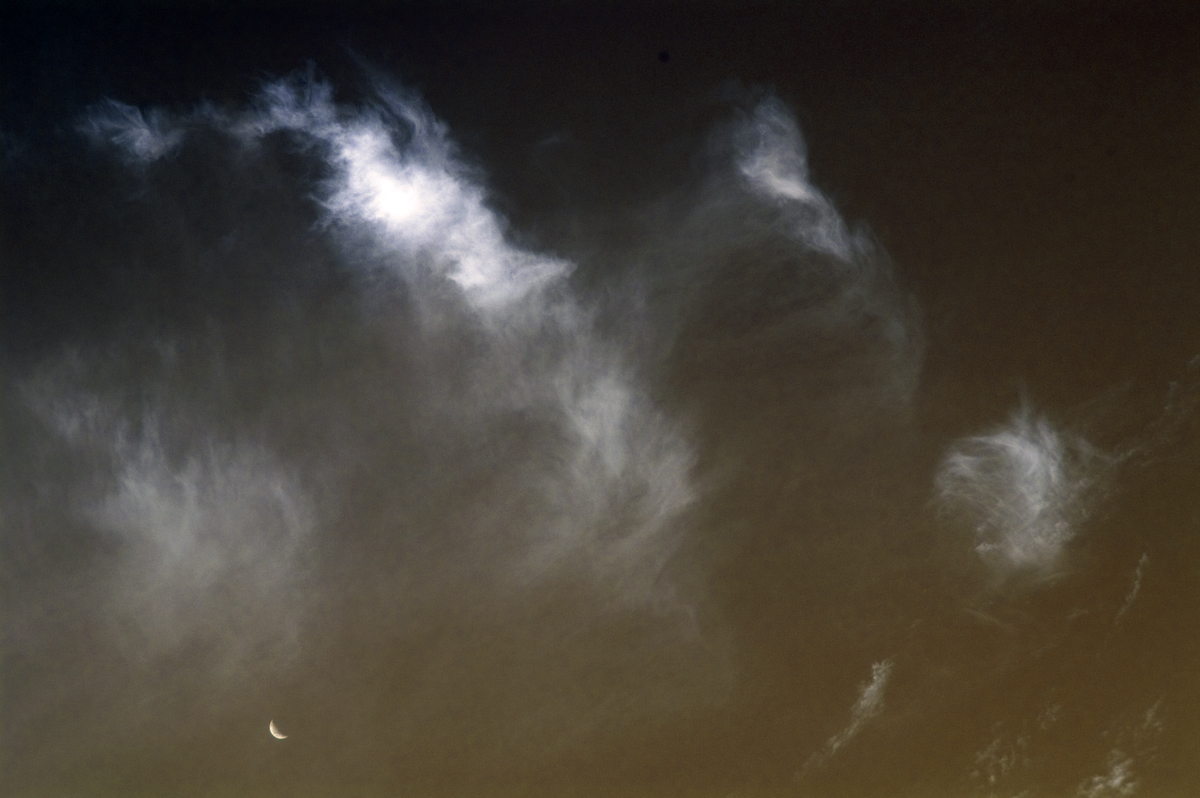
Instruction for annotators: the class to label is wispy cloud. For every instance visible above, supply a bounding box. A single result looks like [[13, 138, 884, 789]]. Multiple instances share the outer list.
[[936, 404, 1108, 577], [805, 658, 894, 771]]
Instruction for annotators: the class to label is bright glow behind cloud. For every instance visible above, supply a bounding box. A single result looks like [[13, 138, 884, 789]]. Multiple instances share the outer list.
[[73, 75, 694, 611], [244, 80, 570, 309], [7, 74, 938, 777]]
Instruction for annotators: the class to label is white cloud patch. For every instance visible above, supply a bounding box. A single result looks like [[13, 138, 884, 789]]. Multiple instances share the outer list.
[[1114, 553, 1149, 625], [22, 377, 317, 673], [72, 75, 699, 614], [80, 99, 185, 163], [652, 94, 924, 417], [93, 434, 313, 666], [7, 76, 936, 772], [1078, 752, 1139, 798], [734, 97, 858, 261], [232, 79, 569, 310], [936, 404, 1107, 577], [805, 658, 894, 770]]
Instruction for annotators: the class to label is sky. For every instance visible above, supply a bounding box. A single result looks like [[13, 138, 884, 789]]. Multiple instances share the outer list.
[[3, 2, 1200, 796]]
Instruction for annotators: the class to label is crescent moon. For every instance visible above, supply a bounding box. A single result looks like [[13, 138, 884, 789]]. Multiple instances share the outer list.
[[269, 720, 287, 740]]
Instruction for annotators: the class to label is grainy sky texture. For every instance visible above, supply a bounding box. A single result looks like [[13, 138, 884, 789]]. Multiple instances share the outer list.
[[3, 3, 1200, 796]]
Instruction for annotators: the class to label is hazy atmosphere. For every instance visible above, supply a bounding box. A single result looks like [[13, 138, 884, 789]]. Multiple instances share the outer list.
[[3, 2, 1200, 796]]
